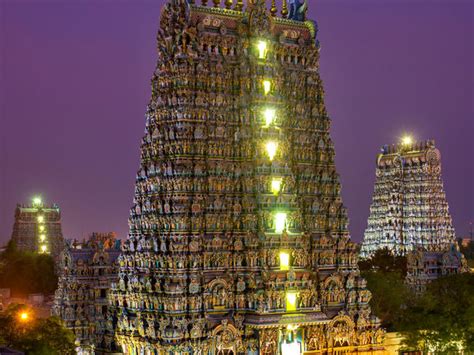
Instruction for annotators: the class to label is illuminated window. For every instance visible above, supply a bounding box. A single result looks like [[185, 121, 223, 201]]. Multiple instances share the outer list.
[[257, 40, 268, 59], [39, 234, 46, 242], [40, 245, 47, 253], [37, 215, 44, 223], [271, 178, 282, 195], [32, 197, 42, 207], [265, 141, 278, 161], [263, 80, 271, 95], [275, 212, 287, 233], [39, 225, 45, 232], [280, 251, 290, 270], [286, 292, 297, 311], [263, 108, 276, 127]]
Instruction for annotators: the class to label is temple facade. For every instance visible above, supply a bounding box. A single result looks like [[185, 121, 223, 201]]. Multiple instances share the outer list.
[[52, 234, 122, 354], [108, 1, 385, 354], [360, 139, 457, 258], [10, 197, 64, 259], [406, 246, 467, 293]]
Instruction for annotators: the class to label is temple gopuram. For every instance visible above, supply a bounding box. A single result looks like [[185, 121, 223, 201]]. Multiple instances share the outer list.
[[108, 0, 385, 354], [53, 234, 122, 354], [360, 138, 457, 258], [10, 197, 64, 260]]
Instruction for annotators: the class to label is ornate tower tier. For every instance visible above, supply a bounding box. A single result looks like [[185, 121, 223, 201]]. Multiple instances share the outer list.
[[108, 1, 384, 353], [360, 139, 457, 258], [10, 197, 64, 260]]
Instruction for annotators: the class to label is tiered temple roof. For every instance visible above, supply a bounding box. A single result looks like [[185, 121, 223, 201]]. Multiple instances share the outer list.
[[10, 197, 64, 260], [360, 139, 457, 258], [52, 234, 122, 353], [107, 0, 385, 353]]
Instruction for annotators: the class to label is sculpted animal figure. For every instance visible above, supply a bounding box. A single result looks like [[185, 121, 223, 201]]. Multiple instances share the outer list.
[[289, 0, 307, 21]]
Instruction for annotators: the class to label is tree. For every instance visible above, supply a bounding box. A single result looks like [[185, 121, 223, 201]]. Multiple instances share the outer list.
[[396, 273, 474, 353], [359, 248, 407, 276], [362, 270, 411, 331], [0, 241, 58, 296], [0, 304, 76, 355]]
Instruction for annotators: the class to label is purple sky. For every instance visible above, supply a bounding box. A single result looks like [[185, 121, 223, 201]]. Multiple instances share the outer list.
[[0, 0, 472, 245]]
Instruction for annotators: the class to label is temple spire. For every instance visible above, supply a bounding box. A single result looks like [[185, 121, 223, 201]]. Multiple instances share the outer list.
[[270, 0, 277, 16], [281, 0, 288, 18], [235, 0, 243, 10]]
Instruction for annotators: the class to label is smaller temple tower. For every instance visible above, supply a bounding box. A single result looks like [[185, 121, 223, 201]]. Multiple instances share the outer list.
[[10, 197, 64, 259], [360, 138, 457, 258], [53, 233, 122, 353]]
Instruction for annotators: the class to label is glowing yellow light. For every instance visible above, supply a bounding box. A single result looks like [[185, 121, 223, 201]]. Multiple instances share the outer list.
[[40, 245, 47, 253], [39, 234, 46, 242], [257, 40, 267, 59], [264, 108, 276, 126], [271, 178, 282, 195], [19, 312, 29, 322], [32, 197, 42, 206], [286, 292, 297, 311], [280, 251, 290, 270], [282, 341, 300, 355], [37, 215, 44, 223], [402, 135, 413, 146], [275, 212, 287, 233], [263, 80, 271, 95], [265, 141, 278, 161], [39, 225, 45, 232]]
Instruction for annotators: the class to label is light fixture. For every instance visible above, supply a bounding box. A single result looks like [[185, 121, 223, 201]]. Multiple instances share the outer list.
[[257, 40, 268, 59], [263, 80, 271, 95], [37, 215, 44, 223], [280, 251, 290, 270], [271, 178, 282, 195], [265, 141, 278, 161], [264, 108, 276, 127], [32, 197, 42, 206], [275, 212, 287, 233], [40, 245, 47, 253], [401, 135, 413, 146], [39, 225, 45, 232], [286, 292, 297, 311], [39, 234, 46, 242], [18, 311, 30, 322]]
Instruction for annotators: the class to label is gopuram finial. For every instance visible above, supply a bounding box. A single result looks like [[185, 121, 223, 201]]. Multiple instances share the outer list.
[[201, 0, 208, 6], [225, 0, 233, 9], [270, 0, 277, 16], [213, 0, 220, 7], [281, 0, 289, 18], [235, 0, 243, 10]]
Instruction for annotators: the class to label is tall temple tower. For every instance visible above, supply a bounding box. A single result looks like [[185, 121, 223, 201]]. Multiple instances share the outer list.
[[360, 138, 457, 258], [10, 197, 64, 259], [108, 1, 384, 353]]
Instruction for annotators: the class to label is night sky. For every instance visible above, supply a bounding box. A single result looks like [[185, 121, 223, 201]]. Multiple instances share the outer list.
[[0, 0, 472, 245]]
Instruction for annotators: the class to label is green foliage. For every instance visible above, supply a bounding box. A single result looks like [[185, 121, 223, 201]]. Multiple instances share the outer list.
[[396, 273, 474, 353], [0, 241, 58, 296], [0, 304, 76, 354], [459, 239, 474, 263], [362, 270, 411, 331], [359, 248, 407, 276]]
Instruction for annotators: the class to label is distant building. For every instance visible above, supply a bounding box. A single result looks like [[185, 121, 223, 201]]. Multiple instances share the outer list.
[[360, 139, 456, 258], [460, 237, 472, 248], [10, 197, 64, 259], [52, 233, 121, 354], [406, 246, 468, 292]]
